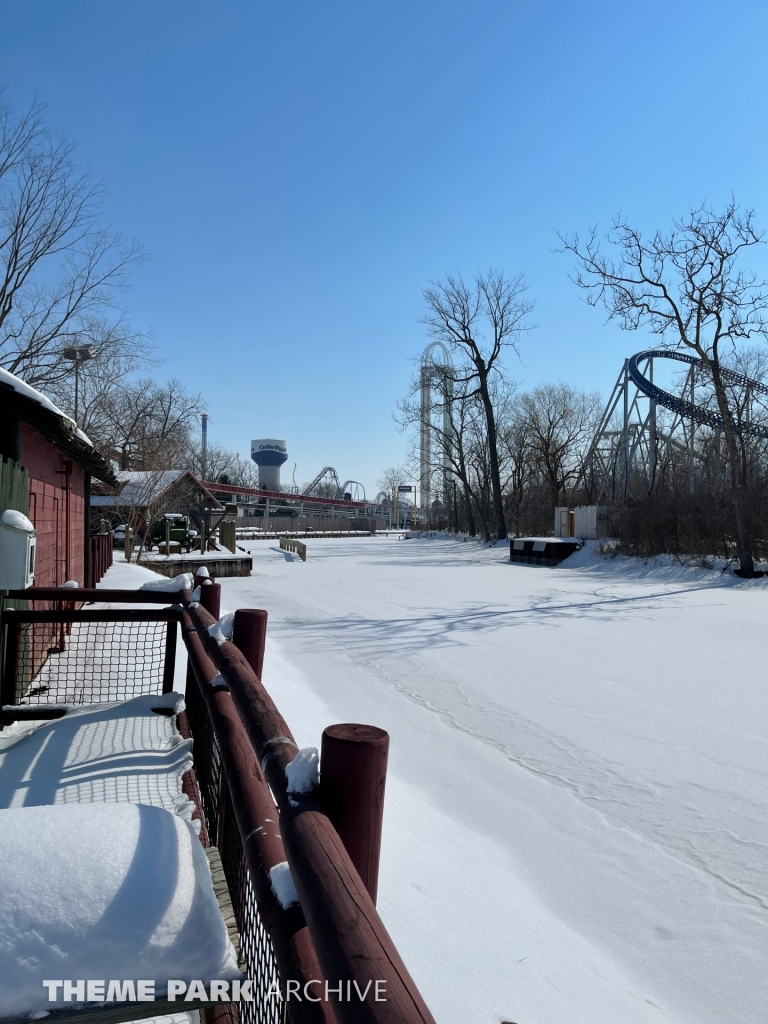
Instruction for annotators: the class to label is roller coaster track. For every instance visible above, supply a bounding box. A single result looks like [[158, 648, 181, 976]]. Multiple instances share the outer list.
[[586, 348, 768, 500], [301, 467, 366, 502], [303, 465, 342, 497], [628, 349, 768, 439]]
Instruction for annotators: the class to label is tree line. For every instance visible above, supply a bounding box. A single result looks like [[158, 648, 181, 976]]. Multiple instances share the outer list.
[[393, 278, 600, 542], [394, 200, 768, 576]]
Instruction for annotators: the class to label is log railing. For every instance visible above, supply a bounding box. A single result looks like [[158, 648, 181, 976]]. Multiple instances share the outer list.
[[0, 583, 437, 1024], [183, 594, 436, 1024]]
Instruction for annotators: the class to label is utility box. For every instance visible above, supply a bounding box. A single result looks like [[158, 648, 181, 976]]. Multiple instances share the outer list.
[[0, 511, 36, 589]]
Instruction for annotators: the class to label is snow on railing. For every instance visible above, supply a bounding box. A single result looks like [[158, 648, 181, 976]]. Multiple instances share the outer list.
[[182, 591, 436, 1024]]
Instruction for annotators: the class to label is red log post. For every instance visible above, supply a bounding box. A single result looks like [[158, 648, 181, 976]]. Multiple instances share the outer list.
[[232, 609, 268, 679], [200, 580, 221, 620], [185, 601, 437, 1024], [180, 613, 332, 1024], [320, 724, 389, 905]]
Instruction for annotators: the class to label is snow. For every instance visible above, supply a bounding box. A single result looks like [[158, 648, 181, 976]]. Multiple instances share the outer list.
[[0, 368, 94, 446], [269, 862, 300, 909], [284, 747, 319, 794], [0, 508, 35, 531], [512, 535, 577, 544], [93, 470, 188, 507], [0, 368, 73, 422], [140, 551, 245, 561], [218, 533, 768, 1024], [0, 802, 239, 1015], [208, 611, 234, 645], [196, 567, 210, 578], [0, 693, 193, 813], [139, 572, 194, 592], [0, 676, 233, 1018], [61, 579, 78, 588]]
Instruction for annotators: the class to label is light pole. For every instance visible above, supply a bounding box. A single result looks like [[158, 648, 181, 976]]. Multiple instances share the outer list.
[[62, 344, 97, 424]]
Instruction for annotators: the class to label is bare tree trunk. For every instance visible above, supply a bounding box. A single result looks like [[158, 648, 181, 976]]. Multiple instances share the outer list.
[[477, 369, 507, 540], [462, 481, 476, 536], [711, 367, 755, 574]]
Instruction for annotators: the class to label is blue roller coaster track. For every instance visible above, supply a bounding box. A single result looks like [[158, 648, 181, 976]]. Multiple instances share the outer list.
[[627, 349, 768, 439]]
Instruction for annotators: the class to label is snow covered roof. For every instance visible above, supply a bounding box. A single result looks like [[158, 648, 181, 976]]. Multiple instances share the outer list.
[[0, 367, 91, 444], [0, 366, 117, 485], [117, 469, 190, 504], [91, 468, 222, 508]]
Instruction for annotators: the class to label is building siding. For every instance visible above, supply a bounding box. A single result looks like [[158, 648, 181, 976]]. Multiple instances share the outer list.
[[20, 422, 86, 587]]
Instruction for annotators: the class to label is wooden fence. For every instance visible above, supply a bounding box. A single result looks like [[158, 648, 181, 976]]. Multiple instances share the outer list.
[[219, 519, 237, 552], [183, 590, 436, 1024], [89, 532, 113, 586], [0, 582, 437, 1023], [0, 457, 28, 519], [279, 536, 307, 560]]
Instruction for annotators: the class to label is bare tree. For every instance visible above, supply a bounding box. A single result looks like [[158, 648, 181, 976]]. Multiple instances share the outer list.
[[519, 384, 600, 508], [43, 315, 153, 434], [421, 270, 534, 540], [559, 200, 768, 574], [98, 378, 203, 470], [0, 94, 147, 391], [376, 466, 408, 495], [186, 442, 237, 483], [186, 444, 261, 489]]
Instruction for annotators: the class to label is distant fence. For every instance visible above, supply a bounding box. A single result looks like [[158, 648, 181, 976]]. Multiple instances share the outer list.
[[239, 529, 373, 541], [89, 531, 113, 586], [279, 536, 307, 560], [237, 515, 385, 533], [219, 519, 237, 553]]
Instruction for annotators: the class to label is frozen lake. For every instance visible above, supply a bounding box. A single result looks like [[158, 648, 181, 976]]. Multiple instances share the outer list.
[[212, 534, 768, 1024]]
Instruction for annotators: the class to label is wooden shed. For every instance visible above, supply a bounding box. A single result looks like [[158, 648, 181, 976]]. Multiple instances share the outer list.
[[91, 468, 223, 535]]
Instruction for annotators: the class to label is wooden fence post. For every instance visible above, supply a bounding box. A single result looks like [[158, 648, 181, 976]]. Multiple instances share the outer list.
[[184, 601, 437, 1024], [199, 580, 221, 621], [232, 609, 268, 679], [320, 723, 389, 904]]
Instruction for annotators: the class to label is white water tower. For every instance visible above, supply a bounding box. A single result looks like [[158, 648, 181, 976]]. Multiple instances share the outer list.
[[250, 439, 288, 490]]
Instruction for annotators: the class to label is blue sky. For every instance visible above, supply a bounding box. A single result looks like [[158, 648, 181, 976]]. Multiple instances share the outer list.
[[2, 0, 768, 495]]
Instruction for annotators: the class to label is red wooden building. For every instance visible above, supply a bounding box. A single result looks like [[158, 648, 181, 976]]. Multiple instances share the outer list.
[[0, 369, 116, 588]]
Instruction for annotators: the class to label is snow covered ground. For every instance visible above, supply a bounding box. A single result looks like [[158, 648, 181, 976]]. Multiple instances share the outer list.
[[208, 534, 768, 1024]]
